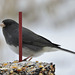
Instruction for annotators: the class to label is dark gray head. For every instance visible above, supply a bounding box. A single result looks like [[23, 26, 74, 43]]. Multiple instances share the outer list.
[[1, 19, 18, 28]]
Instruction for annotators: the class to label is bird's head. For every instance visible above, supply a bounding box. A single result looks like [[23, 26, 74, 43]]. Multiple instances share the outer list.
[[0, 19, 18, 28]]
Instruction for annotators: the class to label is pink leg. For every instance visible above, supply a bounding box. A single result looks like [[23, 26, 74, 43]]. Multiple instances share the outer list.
[[22, 55, 33, 61]]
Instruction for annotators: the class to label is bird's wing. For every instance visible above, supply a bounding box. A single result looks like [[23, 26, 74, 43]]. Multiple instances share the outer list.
[[22, 27, 59, 47]]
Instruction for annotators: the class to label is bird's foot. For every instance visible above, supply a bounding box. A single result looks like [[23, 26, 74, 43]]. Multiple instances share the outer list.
[[22, 55, 33, 61]]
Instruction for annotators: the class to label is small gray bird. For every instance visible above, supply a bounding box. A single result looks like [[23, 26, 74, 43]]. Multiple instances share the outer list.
[[0, 19, 75, 57]]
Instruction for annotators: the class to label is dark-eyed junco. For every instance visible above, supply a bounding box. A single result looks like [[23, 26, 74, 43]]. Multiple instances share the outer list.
[[0, 19, 75, 57]]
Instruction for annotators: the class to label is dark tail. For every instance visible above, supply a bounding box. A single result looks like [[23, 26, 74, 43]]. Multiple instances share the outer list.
[[57, 47, 75, 54]]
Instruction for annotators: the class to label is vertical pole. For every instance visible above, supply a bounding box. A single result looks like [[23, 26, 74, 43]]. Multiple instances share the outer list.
[[19, 12, 22, 62]]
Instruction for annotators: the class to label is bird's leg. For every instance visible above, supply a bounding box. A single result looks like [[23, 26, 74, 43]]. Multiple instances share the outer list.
[[22, 55, 33, 61], [28, 57, 32, 61]]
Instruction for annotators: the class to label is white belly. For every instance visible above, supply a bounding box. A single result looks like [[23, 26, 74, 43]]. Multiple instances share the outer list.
[[7, 45, 57, 57]]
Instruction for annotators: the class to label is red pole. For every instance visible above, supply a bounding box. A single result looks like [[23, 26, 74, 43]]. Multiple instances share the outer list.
[[19, 12, 22, 62]]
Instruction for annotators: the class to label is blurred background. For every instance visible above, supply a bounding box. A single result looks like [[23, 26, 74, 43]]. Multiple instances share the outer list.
[[0, 0, 75, 75]]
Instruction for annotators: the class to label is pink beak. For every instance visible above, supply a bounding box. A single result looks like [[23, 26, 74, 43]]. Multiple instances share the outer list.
[[0, 23, 5, 27]]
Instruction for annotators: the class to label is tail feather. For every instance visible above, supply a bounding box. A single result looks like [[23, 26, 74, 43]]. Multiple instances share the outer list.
[[57, 47, 75, 54]]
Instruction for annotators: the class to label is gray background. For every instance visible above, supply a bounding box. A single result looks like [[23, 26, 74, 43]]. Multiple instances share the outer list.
[[0, 0, 75, 75]]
